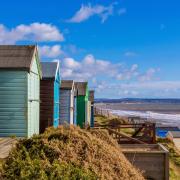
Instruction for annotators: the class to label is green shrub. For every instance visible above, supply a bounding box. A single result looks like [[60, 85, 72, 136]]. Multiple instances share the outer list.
[[1, 126, 144, 180]]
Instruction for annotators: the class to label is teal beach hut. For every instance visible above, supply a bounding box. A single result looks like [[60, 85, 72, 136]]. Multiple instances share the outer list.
[[40, 62, 60, 133], [0, 45, 41, 137]]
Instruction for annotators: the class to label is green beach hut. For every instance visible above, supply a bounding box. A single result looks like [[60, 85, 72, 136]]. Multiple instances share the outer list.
[[0, 45, 41, 137], [75, 82, 88, 128]]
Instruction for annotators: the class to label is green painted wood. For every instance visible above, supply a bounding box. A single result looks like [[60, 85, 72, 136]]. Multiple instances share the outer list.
[[0, 71, 27, 137], [76, 85, 89, 128], [76, 96, 86, 128]]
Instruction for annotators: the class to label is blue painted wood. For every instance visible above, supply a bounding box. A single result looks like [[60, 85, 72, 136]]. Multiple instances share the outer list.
[[53, 75, 60, 127], [0, 71, 27, 137]]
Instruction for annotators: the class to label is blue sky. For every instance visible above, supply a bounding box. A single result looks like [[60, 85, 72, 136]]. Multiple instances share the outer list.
[[0, 0, 180, 98]]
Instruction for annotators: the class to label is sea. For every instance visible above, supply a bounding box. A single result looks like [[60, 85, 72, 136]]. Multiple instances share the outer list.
[[95, 98, 180, 128]]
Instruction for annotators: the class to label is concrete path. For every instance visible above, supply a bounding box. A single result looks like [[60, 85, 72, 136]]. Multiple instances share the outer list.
[[173, 138, 180, 151], [0, 138, 17, 159]]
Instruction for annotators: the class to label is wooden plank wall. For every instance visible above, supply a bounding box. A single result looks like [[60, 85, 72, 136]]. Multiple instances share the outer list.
[[59, 90, 71, 124], [40, 80, 54, 133], [0, 71, 27, 137]]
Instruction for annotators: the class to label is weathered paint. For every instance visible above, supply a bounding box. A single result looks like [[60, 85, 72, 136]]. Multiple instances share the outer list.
[[0, 71, 27, 137], [60, 90, 71, 124], [59, 89, 74, 124], [0, 56, 40, 137], [59, 80, 74, 125]]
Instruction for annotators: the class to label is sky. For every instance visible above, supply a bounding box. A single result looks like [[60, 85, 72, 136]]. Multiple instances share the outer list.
[[0, 0, 180, 98]]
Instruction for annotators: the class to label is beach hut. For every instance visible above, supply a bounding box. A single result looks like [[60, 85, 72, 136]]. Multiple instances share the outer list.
[[89, 90, 95, 127], [0, 45, 41, 137], [59, 80, 75, 125], [40, 62, 60, 133], [75, 82, 88, 128]]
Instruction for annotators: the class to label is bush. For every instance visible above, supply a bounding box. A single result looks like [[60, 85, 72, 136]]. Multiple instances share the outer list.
[[1, 126, 144, 180]]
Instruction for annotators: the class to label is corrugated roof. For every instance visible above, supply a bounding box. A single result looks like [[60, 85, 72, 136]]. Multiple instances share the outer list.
[[0, 45, 36, 70], [75, 82, 88, 96], [168, 131, 180, 138], [89, 90, 95, 102], [41, 62, 59, 79], [61, 80, 74, 90]]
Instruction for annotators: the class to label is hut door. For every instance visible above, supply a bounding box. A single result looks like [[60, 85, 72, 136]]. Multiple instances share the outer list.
[[28, 72, 40, 137]]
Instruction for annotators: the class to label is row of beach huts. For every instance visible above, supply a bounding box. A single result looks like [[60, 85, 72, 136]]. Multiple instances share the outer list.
[[0, 45, 95, 137]]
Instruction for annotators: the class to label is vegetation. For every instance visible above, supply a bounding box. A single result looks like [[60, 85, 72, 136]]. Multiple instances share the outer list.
[[95, 115, 180, 180], [157, 138, 180, 180], [94, 115, 127, 126], [94, 115, 134, 135], [0, 126, 144, 180]]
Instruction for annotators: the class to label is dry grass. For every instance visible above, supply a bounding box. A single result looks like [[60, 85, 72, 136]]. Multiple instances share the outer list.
[[157, 138, 180, 180], [1, 126, 144, 180], [94, 115, 127, 126]]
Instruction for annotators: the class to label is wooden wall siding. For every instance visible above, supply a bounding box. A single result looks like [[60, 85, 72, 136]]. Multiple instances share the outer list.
[[40, 80, 54, 133], [73, 97, 77, 125], [28, 57, 40, 137], [85, 101, 91, 125], [70, 90, 74, 124], [53, 77, 60, 127], [76, 96, 86, 128], [90, 105, 94, 127], [121, 144, 169, 180], [60, 90, 71, 124], [0, 71, 27, 137]]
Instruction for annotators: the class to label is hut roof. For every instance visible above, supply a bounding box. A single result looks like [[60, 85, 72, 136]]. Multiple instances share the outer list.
[[168, 131, 180, 138], [61, 80, 74, 90], [89, 90, 95, 102], [0, 45, 38, 71], [41, 61, 59, 79], [75, 82, 88, 96]]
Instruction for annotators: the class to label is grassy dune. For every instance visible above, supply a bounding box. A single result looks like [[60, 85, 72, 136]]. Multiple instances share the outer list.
[[0, 126, 144, 180]]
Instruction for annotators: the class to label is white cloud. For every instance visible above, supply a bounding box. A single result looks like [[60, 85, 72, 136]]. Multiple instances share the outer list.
[[39, 45, 63, 58], [94, 80, 180, 98], [118, 8, 127, 15], [60, 54, 143, 82], [0, 22, 64, 44], [138, 68, 159, 82], [67, 3, 116, 23], [120, 81, 180, 91]]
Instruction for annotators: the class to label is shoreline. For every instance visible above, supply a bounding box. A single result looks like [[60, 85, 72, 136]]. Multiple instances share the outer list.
[[95, 105, 180, 128]]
